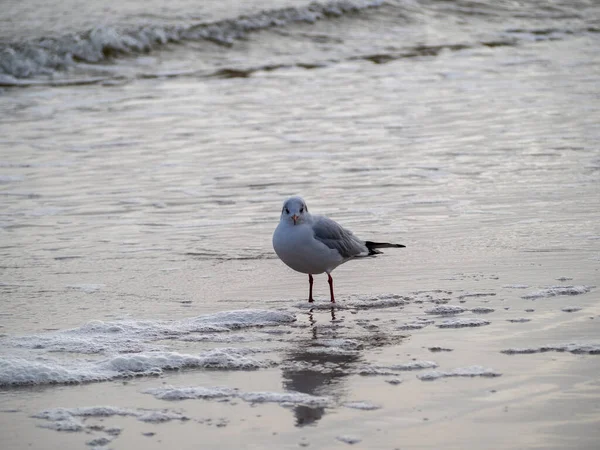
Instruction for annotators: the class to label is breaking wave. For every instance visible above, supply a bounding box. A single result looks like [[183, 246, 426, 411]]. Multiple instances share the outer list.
[[0, 0, 384, 81]]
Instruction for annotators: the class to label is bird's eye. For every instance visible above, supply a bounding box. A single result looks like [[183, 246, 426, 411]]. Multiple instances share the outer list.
[[285, 208, 290, 214], [300, 207, 304, 213]]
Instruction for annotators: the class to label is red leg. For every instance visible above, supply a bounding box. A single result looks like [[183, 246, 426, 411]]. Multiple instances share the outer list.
[[327, 273, 335, 303], [308, 274, 314, 303]]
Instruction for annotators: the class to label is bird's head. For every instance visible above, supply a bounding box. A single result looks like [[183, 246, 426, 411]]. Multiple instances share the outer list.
[[281, 196, 309, 226]]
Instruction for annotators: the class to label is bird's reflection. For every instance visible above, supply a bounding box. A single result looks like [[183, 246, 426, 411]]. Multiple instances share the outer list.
[[307, 307, 336, 323], [280, 307, 361, 427]]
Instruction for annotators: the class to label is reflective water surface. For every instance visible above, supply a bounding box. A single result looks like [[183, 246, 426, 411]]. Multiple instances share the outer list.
[[1, 1, 599, 449]]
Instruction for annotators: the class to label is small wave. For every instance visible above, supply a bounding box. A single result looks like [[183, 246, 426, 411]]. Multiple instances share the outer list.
[[0, 309, 295, 386], [0, 349, 268, 387], [5, 309, 296, 355], [0, 0, 384, 80]]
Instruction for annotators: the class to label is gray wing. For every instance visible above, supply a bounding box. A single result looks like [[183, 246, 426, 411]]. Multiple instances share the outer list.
[[311, 215, 367, 259]]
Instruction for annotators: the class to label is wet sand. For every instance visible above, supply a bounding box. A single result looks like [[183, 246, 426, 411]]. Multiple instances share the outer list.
[[1, 249, 599, 450]]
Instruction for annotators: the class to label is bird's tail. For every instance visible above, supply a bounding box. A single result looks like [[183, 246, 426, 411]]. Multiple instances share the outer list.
[[364, 241, 406, 256]]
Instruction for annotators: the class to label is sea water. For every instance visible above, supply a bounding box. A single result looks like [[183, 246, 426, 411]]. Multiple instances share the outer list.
[[1, 1, 599, 449]]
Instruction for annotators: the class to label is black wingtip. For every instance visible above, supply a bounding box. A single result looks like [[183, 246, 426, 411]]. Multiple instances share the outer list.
[[365, 241, 406, 255]]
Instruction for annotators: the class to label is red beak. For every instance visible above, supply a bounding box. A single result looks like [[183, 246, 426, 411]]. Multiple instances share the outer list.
[[291, 214, 299, 225]]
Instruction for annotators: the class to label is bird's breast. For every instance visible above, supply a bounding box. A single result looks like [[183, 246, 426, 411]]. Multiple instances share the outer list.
[[272, 222, 342, 274]]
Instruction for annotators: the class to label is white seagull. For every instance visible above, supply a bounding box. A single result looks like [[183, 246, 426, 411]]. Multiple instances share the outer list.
[[272, 196, 405, 303]]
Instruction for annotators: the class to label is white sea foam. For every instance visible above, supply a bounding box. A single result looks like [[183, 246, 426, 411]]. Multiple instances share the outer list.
[[437, 318, 490, 328], [294, 302, 349, 310], [501, 343, 600, 355], [425, 305, 467, 315], [304, 346, 360, 356], [137, 410, 190, 423], [5, 309, 295, 355], [8, 333, 160, 354], [0, 357, 111, 386], [355, 367, 400, 376], [145, 386, 239, 401], [58, 406, 135, 418], [521, 285, 592, 299], [356, 360, 438, 375], [279, 360, 345, 375], [33, 406, 188, 431], [397, 317, 434, 330], [417, 366, 501, 381], [320, 339, 362, 350], [346, 294, 410, 309], [396, 322, 429, 330], [457, 292, 496, 300], [38, 415, 84, 432], [295, 294, 409, 310], [239, 391, 331, 406], [179, 333, 256, 343], [0, 348, 268, 387], [302, 338, 363, 355], [387, 361, 438, 370], [99, 349, 266, 373], [186, 310, 296, 330], [343, 401, 381, 410], [145, 386, 332, 407]]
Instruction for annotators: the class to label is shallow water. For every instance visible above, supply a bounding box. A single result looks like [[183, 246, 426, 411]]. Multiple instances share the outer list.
[[1, 0, 600, 449]]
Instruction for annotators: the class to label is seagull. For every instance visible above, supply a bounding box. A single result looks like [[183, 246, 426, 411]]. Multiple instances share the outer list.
[[272, 196, 405, 303]]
